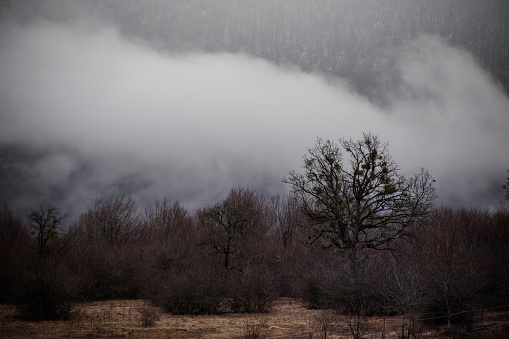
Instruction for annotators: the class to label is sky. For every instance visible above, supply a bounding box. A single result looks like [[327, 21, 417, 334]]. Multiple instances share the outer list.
[[1, 10, 508, 219]]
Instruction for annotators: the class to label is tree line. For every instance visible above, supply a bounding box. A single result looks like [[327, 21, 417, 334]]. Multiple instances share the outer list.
[[1, 133, 508, 338]]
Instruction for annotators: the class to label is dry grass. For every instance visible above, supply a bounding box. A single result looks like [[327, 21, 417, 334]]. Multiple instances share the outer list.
[[0, 298, 507, 338]]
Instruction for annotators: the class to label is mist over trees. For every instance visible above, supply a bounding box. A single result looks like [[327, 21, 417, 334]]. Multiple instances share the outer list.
[[1, 0, 508, 216], [2, 0, 507, 104]]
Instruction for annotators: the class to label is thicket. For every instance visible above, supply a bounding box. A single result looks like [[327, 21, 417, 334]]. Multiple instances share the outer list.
[[1, 193, 508, 333]]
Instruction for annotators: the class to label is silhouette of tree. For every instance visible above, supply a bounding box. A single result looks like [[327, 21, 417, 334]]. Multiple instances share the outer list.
[[284, 133, 436, 275], [27, 203, 65, 259]]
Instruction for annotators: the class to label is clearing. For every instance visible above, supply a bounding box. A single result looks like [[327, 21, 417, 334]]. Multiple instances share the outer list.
[[0, 298, 507, 338]]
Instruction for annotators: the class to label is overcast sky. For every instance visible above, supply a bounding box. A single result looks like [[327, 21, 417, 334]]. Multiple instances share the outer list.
[[1, 11, 508, 219]]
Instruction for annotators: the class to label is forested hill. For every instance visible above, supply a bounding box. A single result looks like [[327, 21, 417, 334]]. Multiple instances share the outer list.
[[2, 0, 508, 104]]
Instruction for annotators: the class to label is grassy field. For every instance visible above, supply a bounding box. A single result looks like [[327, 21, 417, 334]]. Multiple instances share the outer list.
[[0, 298, 507, 338]]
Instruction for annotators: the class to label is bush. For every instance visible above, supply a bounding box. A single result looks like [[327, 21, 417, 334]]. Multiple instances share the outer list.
[[161, 290, 223, 315], [138, 304, 160, 327], [241, 323, 268, 339], [0, 204, 30, 303], [15, 258, 75, 321], [228, 267, 274, 313], [149, 266, 226, 315], [295, 252, 347, 310], [144, 254, 275, 315]]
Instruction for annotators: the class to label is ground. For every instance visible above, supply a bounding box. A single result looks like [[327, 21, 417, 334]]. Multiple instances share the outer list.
[[0, 299, 507, 338]]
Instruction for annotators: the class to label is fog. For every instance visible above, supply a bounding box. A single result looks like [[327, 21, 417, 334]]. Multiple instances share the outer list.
[[1, 2, 508, 219]]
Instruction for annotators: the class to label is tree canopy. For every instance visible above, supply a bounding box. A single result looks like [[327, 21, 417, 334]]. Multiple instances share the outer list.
[[283, 133, 436, 254]]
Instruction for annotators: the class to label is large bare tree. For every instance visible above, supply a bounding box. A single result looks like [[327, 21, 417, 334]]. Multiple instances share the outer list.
[[283, 133, 436, 266]]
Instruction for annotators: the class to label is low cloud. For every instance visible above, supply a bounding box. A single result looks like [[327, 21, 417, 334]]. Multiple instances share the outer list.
[[1, 20, 508, 218]]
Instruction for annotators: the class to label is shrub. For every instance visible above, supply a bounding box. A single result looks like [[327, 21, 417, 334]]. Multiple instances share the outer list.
[[138, 304, 160, 327], [149, 266, 226, 315], [145, 255, 275, 315], [0, 204, 30, 303], [228, 267, 274, 313], [240, 323, 268, 339], [15, 258, 75, 321]]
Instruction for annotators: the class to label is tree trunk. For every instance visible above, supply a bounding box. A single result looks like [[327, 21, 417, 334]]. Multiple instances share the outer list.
[[401, 313, 405, 339], [382, 315, 386, 339], [349, 246, 360, 284], [224, 250, 230, 268]]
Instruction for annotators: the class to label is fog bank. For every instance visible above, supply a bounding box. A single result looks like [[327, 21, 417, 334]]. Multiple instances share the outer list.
[[1, 20, 508, 218]]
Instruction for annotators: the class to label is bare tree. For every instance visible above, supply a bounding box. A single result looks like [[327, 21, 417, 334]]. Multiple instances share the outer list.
[[63, 195, 142, 300], [27, 203, 66, 259], [197, 187, 268, 269], [79, 194, 140, 246], [1, 203, 28, 246], [0, 204, 30, 302], [269, 193, 301, 250], [144, 199, 194, 245], [283, 133, 436, 274], [313, 309, 337, 339], [417, 207, 490, 330], [379, 258, 424, 339], [143, 199, 196, 271], [340, 291, 372, 339]]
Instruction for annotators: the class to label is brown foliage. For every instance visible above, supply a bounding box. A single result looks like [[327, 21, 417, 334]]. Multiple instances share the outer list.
[[3, 188, 509, 327], [0, 204, 30, 302], [77, 194, 141, 247], [197, 187, 269, 269], [414, 207, 509, 326]]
